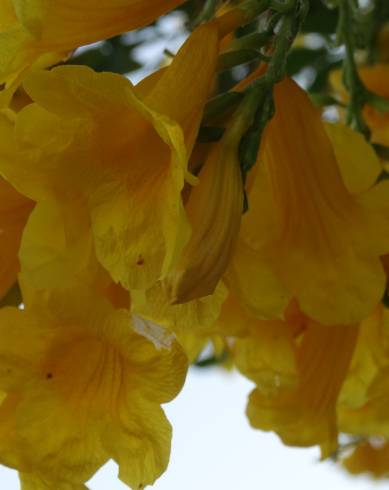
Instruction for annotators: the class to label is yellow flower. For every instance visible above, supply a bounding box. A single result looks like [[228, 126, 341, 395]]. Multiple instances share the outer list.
[[226, 237, 289, 320], [234, 317, 298, 395], [338, 306, 389, 439], [18, 198, 98, 291], [0, 113, 34, 299], [342, 440, 389, 478], [234, 77, 389, 325], [215, 291, 253, 338], [0, 286, 187, 489], [0, 0, 185, 104], [1, 106, 129, 306], [0, 177, 33, 300], [20, 199, 132, 312], [165, 110, 246, 304], [338, 306, 388, 411], [132, 281, 228, 361], [243, 308, 358, 457], [0, 23, 219, 291]]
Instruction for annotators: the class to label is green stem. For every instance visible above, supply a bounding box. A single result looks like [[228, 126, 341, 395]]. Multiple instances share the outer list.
[[270, 0, 296, 13], [192, 0, 219, 26], [238, 2, 306, 173], [338, 0, 371, 138]]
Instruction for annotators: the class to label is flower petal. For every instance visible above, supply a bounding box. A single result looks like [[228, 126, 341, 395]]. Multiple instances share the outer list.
[[103, 400, 172, 490], [0, 0, 185, 95], [244, 77, 388, 325], [247, 319, 358, 457], [325, 122, 382, 194]]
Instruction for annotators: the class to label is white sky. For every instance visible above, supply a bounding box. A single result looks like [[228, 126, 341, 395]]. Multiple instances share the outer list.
[[0, 368, 384, 490]]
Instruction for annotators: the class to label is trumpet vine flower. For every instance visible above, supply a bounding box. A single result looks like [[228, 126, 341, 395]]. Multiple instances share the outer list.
[[342, 441, 389, 478], [0, 0, 185, 104], [234, 77, 389, 325], [0, 286, 187, 489], [165, 108, 246, 304], [242, 311, 358, 457], [0, 23, 220, 291]]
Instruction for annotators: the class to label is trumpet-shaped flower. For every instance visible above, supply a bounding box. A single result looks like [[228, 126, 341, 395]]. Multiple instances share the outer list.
[[0, 117, 130, 309], [243, 311, 358, 456], [235, 77, 389, 325], [338, 306, 389, 411], [338, 306, 389, 440], [165, 109, 245, 304], [0, 286, 187, 489], [0, 0, 185, 104], [234, 317, 298, 395], [342, 441, 389, 478], [0, 23, 219, 291], [18, 196, 131, 313]]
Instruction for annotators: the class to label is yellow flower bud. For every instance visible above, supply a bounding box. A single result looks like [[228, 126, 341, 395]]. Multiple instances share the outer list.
[[166, 110, 247, 304]]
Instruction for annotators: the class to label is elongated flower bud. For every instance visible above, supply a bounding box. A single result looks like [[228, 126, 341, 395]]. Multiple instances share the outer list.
[[166, 109, 249, 304]]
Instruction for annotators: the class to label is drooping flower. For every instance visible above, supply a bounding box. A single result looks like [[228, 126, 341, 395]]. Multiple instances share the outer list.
[[18, 194, 131, 313], [338, 306, 389, 439], [0, 98, 131, 306], [233, 77, 389, 325], [0, 0, 185, 104], [241, 306, 359, 457], [0, 22, 220, 291], [165, 104, 248, 304], [0, 285, 187, 489], [338, 305, 388, 410], [342, 440, 389, 478]]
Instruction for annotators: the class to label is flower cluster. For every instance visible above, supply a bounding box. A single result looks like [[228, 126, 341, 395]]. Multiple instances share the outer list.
[[0, 0, 389, 488]]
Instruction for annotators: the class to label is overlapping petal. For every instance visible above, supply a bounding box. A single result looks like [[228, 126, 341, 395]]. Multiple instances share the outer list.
[[0, 173, 33, 299], [132, 281, 228, 361], [245, 314, 358, 457], [236, 77, 389, 325], [342, 441, 389, 478], [0, 23, 219, 291], [165, 120, 244, 303], [338, 306, 389, 439], [0, 286, 187, 488], [0, 0, 185, 102]]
